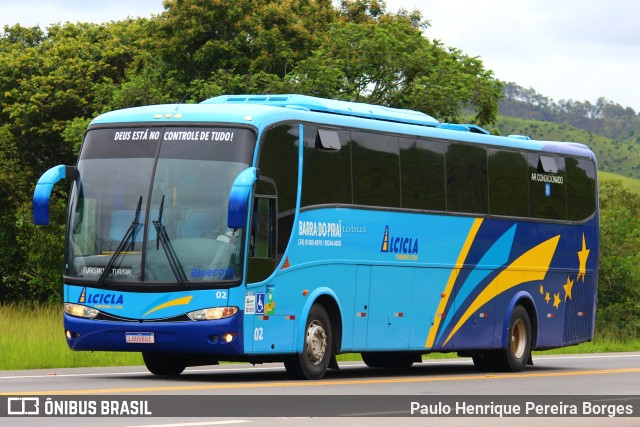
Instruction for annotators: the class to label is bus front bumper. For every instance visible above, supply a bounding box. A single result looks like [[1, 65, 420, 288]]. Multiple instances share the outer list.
[[63, 312, 244, 355]]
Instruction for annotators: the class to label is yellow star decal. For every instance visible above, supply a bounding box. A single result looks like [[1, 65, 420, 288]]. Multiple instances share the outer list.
[[545, 292, 550, 304], [564, 276, 574, 301], [539, 284, 544, 294], [553, 292, 561, 309], [577, 233, 590, 282]]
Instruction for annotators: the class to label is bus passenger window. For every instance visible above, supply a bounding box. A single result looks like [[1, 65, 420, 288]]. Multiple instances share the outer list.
[[529, 153, 567, 220], [352, 131, 400, 208], [488, 149, 528, 217], [302, 126, 352, 207], [399, 137, 445, 211], [567, 157, 596, 221], [446, 144, 488, 214]]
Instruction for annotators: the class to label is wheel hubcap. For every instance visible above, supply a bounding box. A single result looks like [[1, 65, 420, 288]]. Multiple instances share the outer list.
[[305, 320, 327, 365], [511, 318, 526, 359]]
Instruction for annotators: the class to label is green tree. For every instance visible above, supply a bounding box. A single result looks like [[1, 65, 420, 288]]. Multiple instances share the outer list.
[[0, 20, 148, 302], [283, 2, 502, 124], [148, 0, 502, 124], [153, 0, 335, 88], [597, 180, 640, 337]]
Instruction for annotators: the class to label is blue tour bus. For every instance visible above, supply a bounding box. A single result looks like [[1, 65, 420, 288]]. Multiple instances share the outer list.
[[33, 95, 598, 380]]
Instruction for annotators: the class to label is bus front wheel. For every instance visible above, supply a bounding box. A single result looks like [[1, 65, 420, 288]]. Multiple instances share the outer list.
[[284, 304, 332, 380], [142, 352, 187, 376]]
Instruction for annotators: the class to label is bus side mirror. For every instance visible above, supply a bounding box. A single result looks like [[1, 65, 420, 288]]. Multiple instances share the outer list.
[[33, 165, 75, 226], [228, 167, 257, 229]]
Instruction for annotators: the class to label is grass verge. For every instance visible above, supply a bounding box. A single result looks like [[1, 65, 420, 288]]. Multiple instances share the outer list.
[[0, 303, 142, 370]]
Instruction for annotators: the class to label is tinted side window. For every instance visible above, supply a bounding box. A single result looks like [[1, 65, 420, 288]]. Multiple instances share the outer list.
[[446, 144, 488, 214], [399, 138, 445, 211], [488, 149, 528, 217], [258, 124, 299, 259], [529, 153, 567, 220], [302, 126, 352, 206], [352, 132, 400, 207], [567, 158, 596, 220]]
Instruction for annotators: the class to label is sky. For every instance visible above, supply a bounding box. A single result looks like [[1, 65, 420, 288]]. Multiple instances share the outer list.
[[1, 0, 639, 113]]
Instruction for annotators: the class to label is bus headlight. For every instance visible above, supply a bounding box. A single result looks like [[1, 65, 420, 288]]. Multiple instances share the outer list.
[[64, 303, 99, 319], [187, 307, 238, 320]]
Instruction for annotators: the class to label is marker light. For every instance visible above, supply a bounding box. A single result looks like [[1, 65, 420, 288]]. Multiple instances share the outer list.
[[64, 303, 99, 319], [187, 307, 238, 321]]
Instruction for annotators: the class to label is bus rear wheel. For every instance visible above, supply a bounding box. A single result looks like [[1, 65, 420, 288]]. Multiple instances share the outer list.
[[142, 352, 187, 376], [472, 306, 532, 372], [284, 304, 332, 380], [497, 305, 532, 372]]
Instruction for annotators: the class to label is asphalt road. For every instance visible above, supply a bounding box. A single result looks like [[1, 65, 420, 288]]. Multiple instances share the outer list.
[[1, 352, 639, 427]]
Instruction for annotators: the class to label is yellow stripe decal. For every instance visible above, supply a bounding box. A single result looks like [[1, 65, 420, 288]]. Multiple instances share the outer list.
[[143, 295, 193, 317], [442, 234, 560, 347], [425, 218, 483, 348]]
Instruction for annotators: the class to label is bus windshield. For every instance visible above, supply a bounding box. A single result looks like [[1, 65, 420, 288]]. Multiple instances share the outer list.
[[66, 126, 255, 287]]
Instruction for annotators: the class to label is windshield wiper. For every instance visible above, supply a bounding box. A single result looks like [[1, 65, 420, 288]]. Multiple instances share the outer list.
[[152, 195, 188, 286], [97, 196, 142, 286]]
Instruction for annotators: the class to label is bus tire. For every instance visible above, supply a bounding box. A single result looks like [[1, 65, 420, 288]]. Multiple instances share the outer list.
[[361, 352, 418, 369], [142, 352, 186, 376], [496, 305, 532, 372], [284, 304, 332, 380]]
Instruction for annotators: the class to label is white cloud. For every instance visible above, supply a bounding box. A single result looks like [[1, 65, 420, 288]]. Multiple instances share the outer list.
[[0, 0, 164, 28], [388, 0, 640, 111]]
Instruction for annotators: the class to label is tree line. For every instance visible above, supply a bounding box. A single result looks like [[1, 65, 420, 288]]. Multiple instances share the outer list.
[[0, 0, 636, 337], [501, 82, 640, 143]]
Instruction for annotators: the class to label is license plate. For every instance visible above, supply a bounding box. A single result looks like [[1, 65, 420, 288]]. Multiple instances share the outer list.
[[125, 332, 155, 344]]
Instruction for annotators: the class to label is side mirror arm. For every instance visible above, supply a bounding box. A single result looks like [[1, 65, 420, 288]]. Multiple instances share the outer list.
[[33, 165, 75, 225], [227, 167, 257, 229]]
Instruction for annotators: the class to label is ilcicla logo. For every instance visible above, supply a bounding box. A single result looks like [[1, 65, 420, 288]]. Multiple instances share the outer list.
[[78, 287, 124, 305], [380, 225, 419, 255]]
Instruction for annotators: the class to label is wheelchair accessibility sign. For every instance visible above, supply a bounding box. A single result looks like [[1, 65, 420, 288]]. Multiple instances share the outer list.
[[255, 293, 266, 315]]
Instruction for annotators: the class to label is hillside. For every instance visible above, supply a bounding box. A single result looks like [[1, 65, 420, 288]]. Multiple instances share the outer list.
[[599, 171, 640, 193], [497, 82, 640, 180], [495, 115, 640, 180], [500, 82, 640, 142]]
